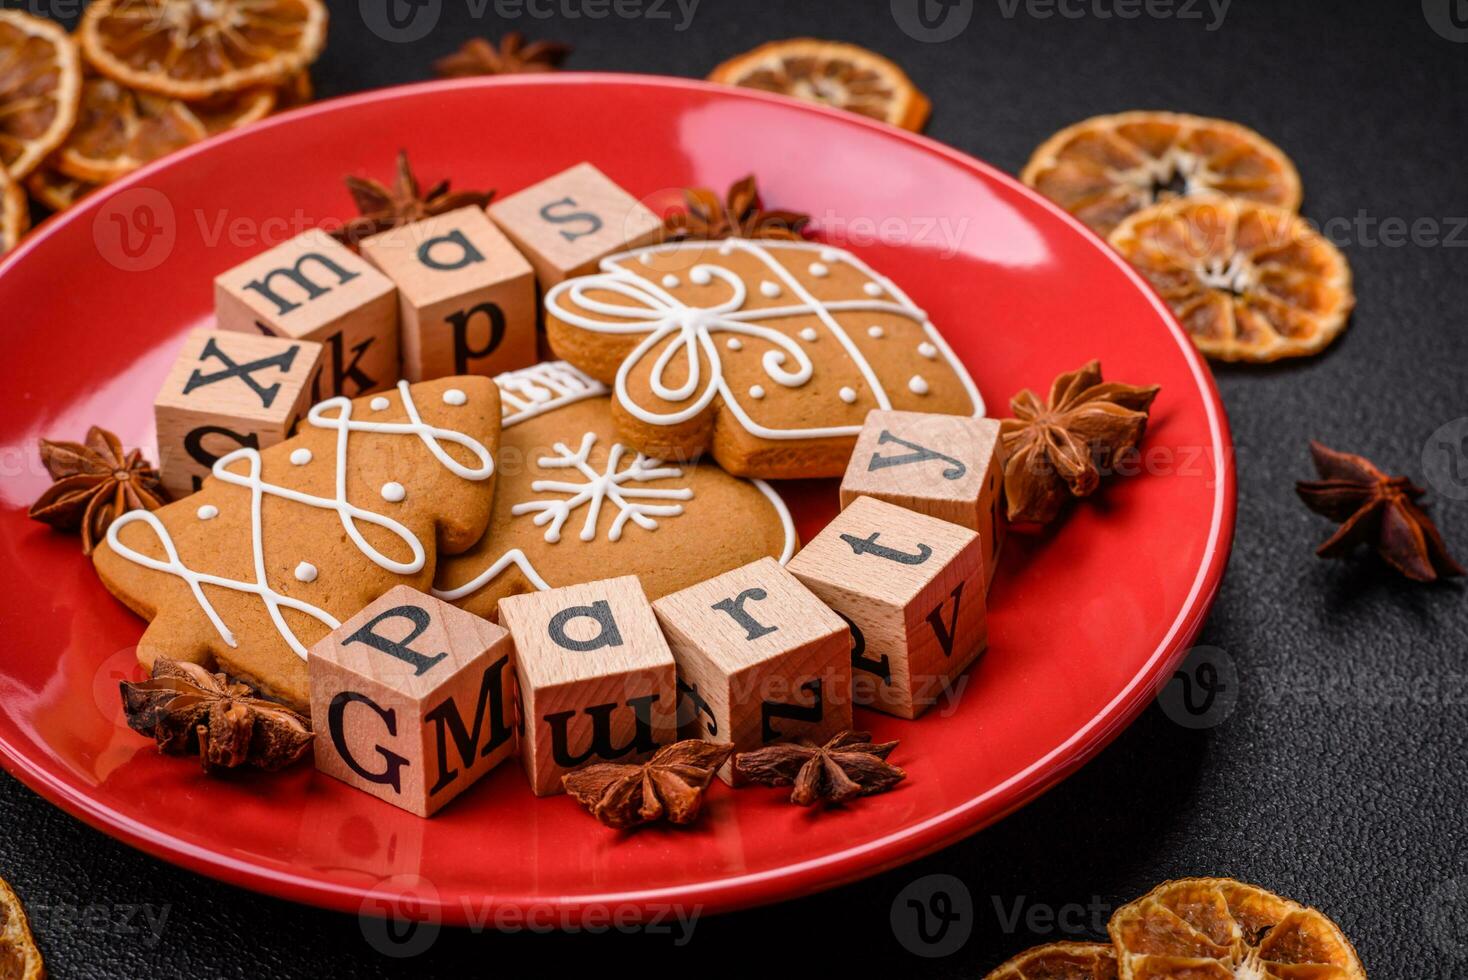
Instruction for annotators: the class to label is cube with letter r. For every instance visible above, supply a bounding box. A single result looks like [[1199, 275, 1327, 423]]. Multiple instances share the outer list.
[[308, 586, 516, 816]]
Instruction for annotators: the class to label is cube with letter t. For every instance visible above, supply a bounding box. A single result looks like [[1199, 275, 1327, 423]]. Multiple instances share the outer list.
[[308, 586, 516, 816]]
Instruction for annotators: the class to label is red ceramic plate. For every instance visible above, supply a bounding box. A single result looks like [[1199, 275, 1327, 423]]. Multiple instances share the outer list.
[[0, 75, 1233, 924]]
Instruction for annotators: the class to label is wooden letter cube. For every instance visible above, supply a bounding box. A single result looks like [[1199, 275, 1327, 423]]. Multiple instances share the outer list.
[[153, 328, 323, 499], [214, 228, 399, 399], [360, 207, 536, 381], [487, 162, 661, 292], [498, 575, 677, 796], [787, 495, 987, 720], [653, 557, 852, 783], [309, 586, 517, 817], [840, 410, 1007, 589]]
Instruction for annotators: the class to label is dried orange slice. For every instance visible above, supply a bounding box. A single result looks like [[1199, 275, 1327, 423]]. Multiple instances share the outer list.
[[79, 0, 327, 101], [1109, 195, 1353, 362], [986, 942, 1118, 980], [1022, 111, 1302, 236], [708, 38, 930, 131], [0, 9, 83, 179], [0, 874, 44, 980], [26, 161, 95, 212], [54, 76, 207, 183], [275, 69, 312, 109], [0, 166, 28, 254], [1109, 878, 1366, 979], [190, 85, 276, 134]]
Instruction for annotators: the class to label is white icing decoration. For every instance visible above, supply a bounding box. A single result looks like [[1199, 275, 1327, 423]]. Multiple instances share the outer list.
[[864, 282, 884, 297], [760, 281, 781, 298], [868, 326, 885, 339], [104, 381, 494, 660], [799, 327, 818, 342], [370, 396, 390, 411], [909, 375, 930, 395], [495, 362, 607, 428], [542, 239, 985, 441], [749, 385, 765, 399], [662, 274, 680, 288], [718, 241, 734, 256], [639, 252, 654, 266], [294, 561, 317, 583], [839, 386, 857, 404], [443, 388, 467, 406], [511, 432, 693, 543], [690, 268, 712, 286], [290, 448, 312, 465], [726, 337, 743, 351], [808, 262, 829, 277], [381, 481, 406, 502], [918, 341, 938, 359], [196, 505, 218, 520], [820, 248, 839, 262]]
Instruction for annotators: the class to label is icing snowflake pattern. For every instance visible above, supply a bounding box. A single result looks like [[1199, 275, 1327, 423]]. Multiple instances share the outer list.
[[512, 432, 693, 543], [543, 239, 984, 439]]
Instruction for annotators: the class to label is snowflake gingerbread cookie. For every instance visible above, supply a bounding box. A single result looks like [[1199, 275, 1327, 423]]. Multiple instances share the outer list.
[[544, 239, 984, 478], [92, 377, 502, 711], [434, 362, 796, 619]]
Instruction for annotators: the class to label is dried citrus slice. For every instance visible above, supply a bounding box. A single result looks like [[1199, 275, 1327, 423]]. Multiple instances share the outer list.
[[275, 69, 312, 109], [1109, 878, 1366, 980], [0, 9, 83, 179], [708, 38, 930, 131], [54, 75, 208, 183], [1022, 111, 1302, 236], [0, 166, 28, 254], [0, 874, 44, 980], [26, 161, 95, 212], [1109, 195, 1353, 362], [189, 85, 276, 133], [79, 0, 328, 101], [986, 942, 1118, 980]]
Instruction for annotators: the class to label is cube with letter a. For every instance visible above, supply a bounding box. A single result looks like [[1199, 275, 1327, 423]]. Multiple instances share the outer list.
[[308, 586, 516, 817], [498, 575, 678, 796], [359, 207, 536, 382], [653, 557, 852, 783], [787, 495, 987, 720], [153, 328, 323, 499], [839, 410, 1007, 589], [214, 228, 399, 399], [486, 162, 661, 292]]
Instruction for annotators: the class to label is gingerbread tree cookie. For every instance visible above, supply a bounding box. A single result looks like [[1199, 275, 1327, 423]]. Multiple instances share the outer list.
[[93, 377, 502, 711], [433, 362, 796, 619], [544, 240, 984, 478]]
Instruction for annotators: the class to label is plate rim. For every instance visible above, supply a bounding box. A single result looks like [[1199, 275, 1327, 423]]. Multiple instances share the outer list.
[[0, 72, 1236, 922]]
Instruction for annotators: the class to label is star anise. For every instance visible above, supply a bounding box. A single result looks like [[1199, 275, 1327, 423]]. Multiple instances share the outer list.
[[562, 739, 734, 829], [662, 174, 810, 242], [28, 426, 168, 554], [733, 731, 905, 806], [1296, 441, 1464, 583], [999, 360, 1161, 525], [331, 150, 495, 247], [120, 658, 314, 773], [433, 32, 572, 78]]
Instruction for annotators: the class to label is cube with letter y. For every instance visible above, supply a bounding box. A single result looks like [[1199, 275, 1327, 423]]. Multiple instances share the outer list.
[[308, 586, 516, 816], [839, 410, 1006, 589], [360, 206, 536, 381], [214, 228, 399, 399], [498, 575, 678, 796], [653, 557, 852, 783], [787, 495, 987, 720]]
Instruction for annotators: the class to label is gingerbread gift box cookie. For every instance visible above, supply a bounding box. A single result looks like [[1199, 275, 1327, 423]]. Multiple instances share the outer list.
[[93, 377, 502, 712], [433, 362, 797, 619], [544, 239, 985, 478]]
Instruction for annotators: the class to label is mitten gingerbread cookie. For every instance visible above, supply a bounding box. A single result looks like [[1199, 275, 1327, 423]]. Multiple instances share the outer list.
[[93, 377, 502, 711], [433, 362, 796, 619], [544, 239, 984, 478]]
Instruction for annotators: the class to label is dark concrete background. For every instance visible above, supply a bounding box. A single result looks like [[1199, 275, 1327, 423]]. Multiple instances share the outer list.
[[2, 0, 1465, 975]]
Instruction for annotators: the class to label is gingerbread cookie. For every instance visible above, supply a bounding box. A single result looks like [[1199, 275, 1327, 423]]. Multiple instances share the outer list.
[[544, 239, 984, 478], [93, 377, 502, 712], [433, 362, 796, 619]]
